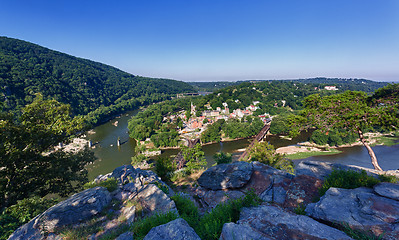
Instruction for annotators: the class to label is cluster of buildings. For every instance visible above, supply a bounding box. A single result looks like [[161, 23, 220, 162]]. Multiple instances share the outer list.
[[162, 100, 272, 139]]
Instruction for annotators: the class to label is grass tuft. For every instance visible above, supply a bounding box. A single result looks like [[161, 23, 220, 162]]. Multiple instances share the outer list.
[[84, 177, 118, 192]]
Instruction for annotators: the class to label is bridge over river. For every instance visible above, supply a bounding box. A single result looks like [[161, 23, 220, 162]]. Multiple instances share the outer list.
[[174, 123, 271, 169]]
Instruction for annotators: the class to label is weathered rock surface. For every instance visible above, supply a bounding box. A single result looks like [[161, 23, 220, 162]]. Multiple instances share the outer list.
[[133, 184, 177, 215], [143, 218, 201, 240], [220, 222, 272, 240], [115, 231, 134, 240], [198, 161, 253, 190], [8, 187, 111, 240], [224, 204, 352, 240], [374, 182, 399, 201], [306, 187, 399, 240], [195, 187, 245, 208], [197, 161, 321, 210], [296, 160, 399, 179]]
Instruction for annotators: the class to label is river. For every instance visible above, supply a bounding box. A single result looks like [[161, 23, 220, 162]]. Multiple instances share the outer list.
[[85, 110, 399, 180]]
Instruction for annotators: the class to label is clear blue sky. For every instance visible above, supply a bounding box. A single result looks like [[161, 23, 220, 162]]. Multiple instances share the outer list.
[[1, 0, 398, 82]]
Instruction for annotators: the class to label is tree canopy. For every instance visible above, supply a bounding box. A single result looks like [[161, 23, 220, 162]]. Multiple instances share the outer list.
[[0, 96, 95, 209], [0, 36, 194, 125], [297, 89, 399, 171]]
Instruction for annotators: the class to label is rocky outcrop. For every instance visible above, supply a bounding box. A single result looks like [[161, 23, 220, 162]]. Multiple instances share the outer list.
[[8, 187, 111, 240], [374, 182, 399, 201], [133, 184, 177, 215], [296, 160, 399, 179], [306, 186, 399, 240], [143, 218, 201, 240], [8, 160, 399, 239], [220, 204, 352, 240], [198, 161, 253, 190], [197, 161, 321, 211]]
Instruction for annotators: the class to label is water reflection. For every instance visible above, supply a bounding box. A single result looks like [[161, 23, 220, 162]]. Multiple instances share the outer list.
[[86, 112, 398, 181]]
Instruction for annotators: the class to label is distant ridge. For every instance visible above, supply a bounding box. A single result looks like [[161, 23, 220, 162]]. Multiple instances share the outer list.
[[0, 36, 194, 123], [189, 78, 388, 92]]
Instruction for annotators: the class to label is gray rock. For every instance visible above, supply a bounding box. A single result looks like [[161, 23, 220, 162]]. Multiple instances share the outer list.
[[238, 205, 352, 240], [116, 231, 134, 240], [374, 182, 399, 201], [143, 218, 200, 240], [121, 205, 136, 225], [8, 187, 111, 239], [111, 165, 137, 184], [295, 160, 384, 180], [134, 184, 177, 214], [196, 187, 245, 208], [306, 187, 399, 240], [198, 161, 253, 190], [220, 222, 272, 240]]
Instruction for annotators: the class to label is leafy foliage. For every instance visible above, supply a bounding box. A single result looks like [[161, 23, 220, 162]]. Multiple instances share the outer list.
[[155, 157, 176, 182], [83, 178, 118, 192], [0, 197, 59, 240], [172, 190, 261, 240], [319, 169, 381, 197], [0, 36, 194, 125], [213, 152, 232, 165], [130, 211, 178, 240], [128, 98, 191, 143], [181, 144, 207, 174], [0, 97, 96, 209], [247, 142, 294, 174], [298, 90, 399, 170], [170, 194, 199, 227]]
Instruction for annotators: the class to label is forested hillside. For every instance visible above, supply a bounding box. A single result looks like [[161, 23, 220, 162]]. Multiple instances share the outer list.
[[0, 36, 194, 124], [189, 78, 388, 93]]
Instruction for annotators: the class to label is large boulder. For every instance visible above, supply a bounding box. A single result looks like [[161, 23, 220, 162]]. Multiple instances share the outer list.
[[198, 161, 253, 190], [373, 182, 399, 201], [221, 204, 352, 240], [306, 187, 399, 240], [195, 187, 245, 208], [8, 187, 111, 239], [220, 222, 272, 240], [143, 218, 201, 240], [296, 160, 399, 180], [133, 184, 177, 215]]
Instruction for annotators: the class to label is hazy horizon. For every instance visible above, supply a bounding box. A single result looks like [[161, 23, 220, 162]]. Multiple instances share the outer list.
[[2, 1, 398, 82]]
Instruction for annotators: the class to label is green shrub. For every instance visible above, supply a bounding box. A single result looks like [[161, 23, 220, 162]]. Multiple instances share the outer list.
[[155, 157, 176, 182], [378, 174, 399, 183], [153, 181, 169, 194], [84, 177, 118, 192], [247, 142, 294, 174], [170, 190, 261, 240], [196, 190, 262, 240], [130, 211, 178, 240], [213, 152, 232, 165], [319, 170, 380, 197], [171, 194, 199, 227], [131, 154, 148, 166], [0, 197, 59, 240]]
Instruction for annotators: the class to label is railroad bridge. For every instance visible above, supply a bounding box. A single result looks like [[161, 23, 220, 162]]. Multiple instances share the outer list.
[[238, 123, 271, 161], [173, 122, 271, 169]]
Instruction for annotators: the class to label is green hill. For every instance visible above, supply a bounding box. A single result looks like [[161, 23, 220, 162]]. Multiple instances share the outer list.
[[0, 36, 194, 124]]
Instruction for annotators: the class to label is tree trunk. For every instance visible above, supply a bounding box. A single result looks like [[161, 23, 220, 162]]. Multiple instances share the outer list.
[[357, 129, 383, 171]]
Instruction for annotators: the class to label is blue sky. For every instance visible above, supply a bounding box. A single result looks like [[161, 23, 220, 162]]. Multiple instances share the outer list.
[[1, 0, 398, 82]]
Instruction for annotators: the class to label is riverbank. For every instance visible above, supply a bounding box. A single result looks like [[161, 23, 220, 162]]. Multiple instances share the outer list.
[[276, 131, 399, 160], [276, 146, 342, 160]]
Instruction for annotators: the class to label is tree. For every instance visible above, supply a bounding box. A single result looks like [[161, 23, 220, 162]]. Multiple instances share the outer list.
[[299, 91, 399, 171], [246, 142, 294, 174], [213, 152, 232, 165], [181, 144, 207, 173], [0, 96, 95, 209]]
